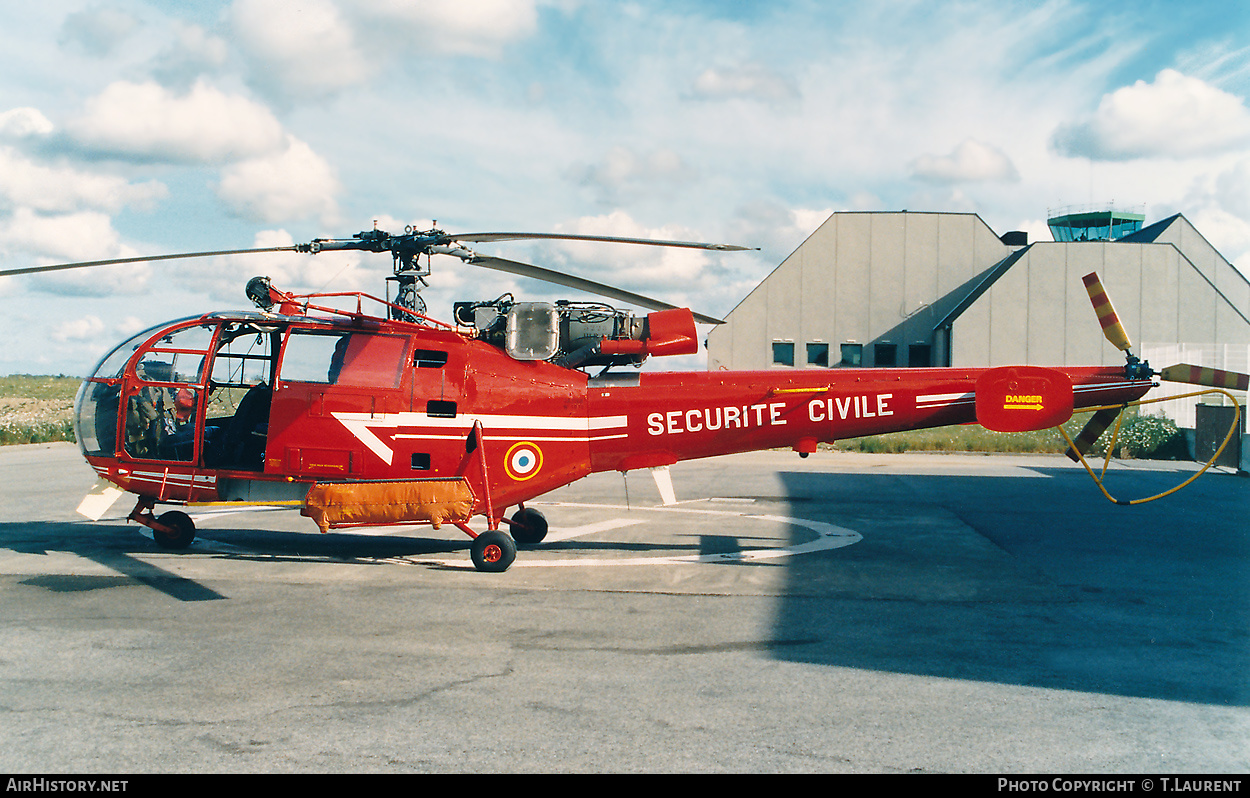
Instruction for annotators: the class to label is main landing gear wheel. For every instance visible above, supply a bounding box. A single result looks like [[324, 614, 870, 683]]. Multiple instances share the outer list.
[[509, 507, 549, 546], [471, 530, 517, 572], [153, 510, 196, 550]]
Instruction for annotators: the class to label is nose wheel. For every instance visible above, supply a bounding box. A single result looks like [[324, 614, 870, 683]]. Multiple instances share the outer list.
[[470, 530, 517, 572]]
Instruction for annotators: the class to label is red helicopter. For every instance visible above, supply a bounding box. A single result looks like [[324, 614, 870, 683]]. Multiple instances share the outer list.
[[3, 225, 1245, 571]]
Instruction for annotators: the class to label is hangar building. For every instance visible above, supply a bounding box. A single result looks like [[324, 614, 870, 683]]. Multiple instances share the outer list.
[[704, 210, 1249, 461]]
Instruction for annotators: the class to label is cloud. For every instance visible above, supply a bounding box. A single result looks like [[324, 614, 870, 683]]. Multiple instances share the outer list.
[[58, 6, 139, 58], [215, 136, 341, 225], [0, 208, 123, 262], [52, 315, 107, 343], [231, 0, 546, 101], [149, 23, 232, 89], [345, 0, 542, 58], [231, 0, 374, 101], [1215, 158, 1250, 220], [0, 107, 54, 140], [571, 146, 698, 203], [65, 80, 287, 164], [909, 138, 1020, 184], [689, 62, 800, 103], [0, 146, 167, 215], [1052, 69, 1250, 161], [0, 208, 152, 296]]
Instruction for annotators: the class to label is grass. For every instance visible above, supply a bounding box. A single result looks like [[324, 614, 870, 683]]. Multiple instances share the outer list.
[[834, 408, 1189, 460], [0, 375, 80, 445], [833, 422, 1078, 454]]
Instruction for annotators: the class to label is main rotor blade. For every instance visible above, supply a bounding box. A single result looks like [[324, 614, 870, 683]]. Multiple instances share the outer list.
[[1082, 272, 1133, 353], [446, 232, 756, 251], [0, 247, 299, 278], [468, 254, 724, 325], [1159, 363, 1250, 391]]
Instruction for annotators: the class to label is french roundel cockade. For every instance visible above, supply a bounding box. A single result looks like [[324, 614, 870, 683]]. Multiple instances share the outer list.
[[505, 442, 543, 481]]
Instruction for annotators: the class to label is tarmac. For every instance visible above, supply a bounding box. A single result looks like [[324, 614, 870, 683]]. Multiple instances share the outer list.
[[0, 442, 1246, 773]]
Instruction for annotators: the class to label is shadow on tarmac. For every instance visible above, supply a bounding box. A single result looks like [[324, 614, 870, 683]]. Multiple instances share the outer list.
[[0, 519, 471, 601], [769, 463, 1249, 707]]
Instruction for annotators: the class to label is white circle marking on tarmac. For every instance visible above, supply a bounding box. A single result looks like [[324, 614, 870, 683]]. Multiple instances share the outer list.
[[181, 501, 863, 569], [428, 501, 862, 569]]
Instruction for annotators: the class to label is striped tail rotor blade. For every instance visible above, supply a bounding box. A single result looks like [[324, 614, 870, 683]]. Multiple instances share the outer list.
[[1065, 407, 1123, 462], [1082, 272, 1133, 353], [1159, 363, 1250, 391]]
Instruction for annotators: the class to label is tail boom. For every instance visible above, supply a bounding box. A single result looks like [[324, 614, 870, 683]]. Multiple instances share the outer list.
[[587, 366, 1151, 472]]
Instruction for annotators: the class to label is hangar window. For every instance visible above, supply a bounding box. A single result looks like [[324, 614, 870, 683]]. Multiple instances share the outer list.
[[909, 344, 932, 368], [874, 343, 897, 367], [806, 343, 829, 368], [840, 343, 862, 367], [771, 341, 795, 366]]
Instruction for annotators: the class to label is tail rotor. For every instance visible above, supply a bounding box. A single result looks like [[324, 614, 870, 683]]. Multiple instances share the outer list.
[[1082, 272, 1134, 355], [1065, 272, 1139, 461], [1068, 271, 1248, 465], [1158, 363, 1249, 392]]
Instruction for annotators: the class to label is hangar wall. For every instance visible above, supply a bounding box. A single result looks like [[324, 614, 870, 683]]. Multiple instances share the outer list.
[[705, 211, 1249, 463], [951, 241, 1233, 367], [707, 210, 1250, 373], [707, 212, 1014, 371]]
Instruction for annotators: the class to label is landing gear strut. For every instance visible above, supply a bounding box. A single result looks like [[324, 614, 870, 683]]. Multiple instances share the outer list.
[[128, 498, 196, 550]]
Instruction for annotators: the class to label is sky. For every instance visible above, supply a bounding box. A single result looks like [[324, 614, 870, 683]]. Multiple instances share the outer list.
[[1, 0, 1248, 376]]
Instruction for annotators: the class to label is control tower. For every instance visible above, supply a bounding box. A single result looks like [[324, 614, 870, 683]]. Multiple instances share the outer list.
[[1047, 204, 1145, 242]]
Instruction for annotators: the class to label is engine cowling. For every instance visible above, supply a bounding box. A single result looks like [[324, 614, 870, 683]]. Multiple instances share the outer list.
[[456, 298, 700, 368]]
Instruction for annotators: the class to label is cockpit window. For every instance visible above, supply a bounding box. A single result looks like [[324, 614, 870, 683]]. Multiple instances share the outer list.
[[121, 322, 216, 462], [89, 323, 168, 381], [135, 323, 215, 385], [201, 322, 281, 471], [278, 330, 407, 388], [210, 324, 277, 388], [77, 319, 199, 459], [151, 324, 214, 352], [124, 385, 200, 461]]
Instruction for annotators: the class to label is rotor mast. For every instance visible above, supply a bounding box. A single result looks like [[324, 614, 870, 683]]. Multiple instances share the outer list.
[[296, 224, 750, 324]]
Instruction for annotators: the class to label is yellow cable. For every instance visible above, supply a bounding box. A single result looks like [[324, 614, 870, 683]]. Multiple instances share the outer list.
[[1058, 388, 1241, 505]]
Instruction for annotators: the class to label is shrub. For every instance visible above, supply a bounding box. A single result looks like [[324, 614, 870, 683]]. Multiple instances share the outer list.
[[1111, 414, 1188, 460]]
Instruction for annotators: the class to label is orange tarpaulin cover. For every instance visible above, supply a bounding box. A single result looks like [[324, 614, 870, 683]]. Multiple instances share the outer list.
[[302, 479, 475, 533]]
